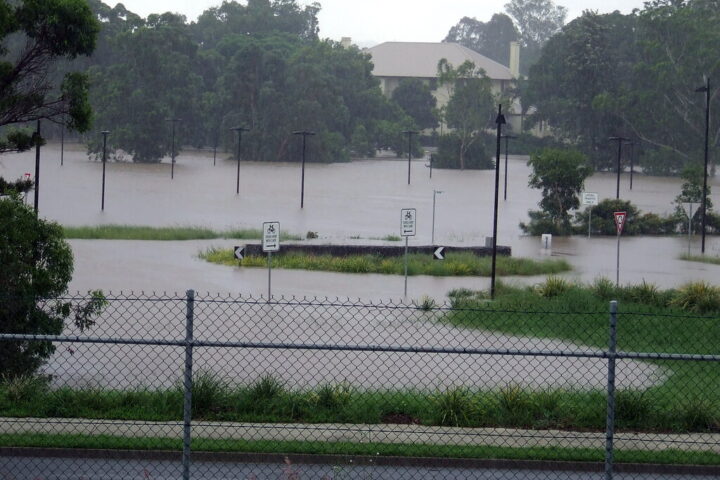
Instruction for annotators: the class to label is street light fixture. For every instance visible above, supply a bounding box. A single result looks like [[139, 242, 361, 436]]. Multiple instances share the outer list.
[[101, 130, 110, 211], [431, 190, 443, 245], [609, 136, 629, 199], [166, 118, 181, 179], [402, 130, 419, 185], [501, 134, 517, 201], [293, 130, 315, 208], [230, 126, 249, 195], [491, 105, 506, 299], [695, 77, 711, 254]]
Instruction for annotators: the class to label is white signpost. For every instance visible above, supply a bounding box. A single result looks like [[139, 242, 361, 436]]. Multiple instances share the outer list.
[[582, 192, 599, 238], [613, 211, 626, 286], [262, 221, 280, 300], [681, 202, 696, 257], [400, 208, 416, 297]]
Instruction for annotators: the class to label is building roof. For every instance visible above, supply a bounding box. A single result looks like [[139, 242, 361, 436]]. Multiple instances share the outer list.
[[367, 42, 513, 81]]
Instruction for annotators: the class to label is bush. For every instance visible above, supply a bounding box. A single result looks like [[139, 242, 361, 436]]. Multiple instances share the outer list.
[[433, 133, 494, 170], [0, 197, 105, 378], [669, 282, 720, 314]]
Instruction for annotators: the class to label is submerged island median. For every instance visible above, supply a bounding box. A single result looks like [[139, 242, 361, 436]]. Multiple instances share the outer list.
[[200, 247, 571, 277]]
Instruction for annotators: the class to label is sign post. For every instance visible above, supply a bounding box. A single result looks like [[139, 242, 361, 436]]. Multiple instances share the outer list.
[[582, 192, 599, 238], [262, 221, 280, 300], [613, 211, 626, 286], [681, 202, 696, 257], [400, 208, 416, 297]]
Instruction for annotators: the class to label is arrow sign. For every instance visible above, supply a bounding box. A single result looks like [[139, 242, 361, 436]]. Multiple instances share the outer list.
[[433, 246, 445, 260], [234, 246, 245, 260], [614, 211, 627, 235]]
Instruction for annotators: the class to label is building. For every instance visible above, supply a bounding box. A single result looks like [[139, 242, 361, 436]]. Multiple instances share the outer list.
[[366, 41, 522, 133]]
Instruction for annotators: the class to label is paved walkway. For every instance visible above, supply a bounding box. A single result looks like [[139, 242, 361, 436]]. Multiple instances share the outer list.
[[2, 418, 718, 453]]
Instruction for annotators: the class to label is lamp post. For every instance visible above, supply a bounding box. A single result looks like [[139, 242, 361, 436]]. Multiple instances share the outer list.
[[609, 136, 629, 199], [101, 130, 110, 211], [501, 134, 516, 201], [60, 114, 65, 166], [431, 190, 443, 245], [624, 140, 635, 190], [695, 77, 711, 254], [230, 126, 249, 195], [491, 105, 506, 299], [402, 130, 418, 185], [166, 118, 181, 179], [293, 130, 315, 208], [33, 120, 40, 214]]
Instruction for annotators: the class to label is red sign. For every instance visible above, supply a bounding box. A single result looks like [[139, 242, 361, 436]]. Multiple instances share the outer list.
[[614, 211, 627, 235]]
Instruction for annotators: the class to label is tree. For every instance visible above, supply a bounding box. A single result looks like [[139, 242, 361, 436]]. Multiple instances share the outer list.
[[0, 0, 99, 191], [0, 197, 105, 378], [444, 14, 519, 66], [524, 11, 636, 168], [524, 148, 592, 233], [674, 164, 713, 231], [504, 0, 567, 73], [391, 78, 438, 130], [438, 60, 495, 170]]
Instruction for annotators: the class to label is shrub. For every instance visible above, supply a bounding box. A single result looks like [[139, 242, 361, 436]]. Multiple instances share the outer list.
[[248, 375, 285, 402], [433, 133, 494, 170], [669, 282, 720, 314], [432, 387, 474, 426], [534, 276, 572, 298]]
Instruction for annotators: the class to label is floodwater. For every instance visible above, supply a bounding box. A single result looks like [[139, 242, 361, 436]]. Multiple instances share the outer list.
[[1, 143, 718, 296], [2, 144, 710, 390]]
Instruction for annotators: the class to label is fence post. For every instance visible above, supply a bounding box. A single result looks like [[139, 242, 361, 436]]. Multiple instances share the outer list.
[[605, 300, 618, 480], [182, 289, 195, 480]]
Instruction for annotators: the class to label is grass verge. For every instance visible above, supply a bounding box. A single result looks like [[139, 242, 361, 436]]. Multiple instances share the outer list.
[[199, 249, 572, 277], [680, 253, 720, 266], [1, 374, 717, 434], [1, 434, 718, 465], [62, 225, 301, 241]]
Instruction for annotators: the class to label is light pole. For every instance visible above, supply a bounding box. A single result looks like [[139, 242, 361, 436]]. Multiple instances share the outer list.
[[33, 120, 40, 214], [696, 77, 711, 254], [609, 136, 629, 199], [293, 130, 315, 208], [402, 130, 418, 185], [60, 114, 65, 166], [230, 126, 249, 195], [624, 140, 635, 190], [491, 105, 506, 299], [432, 190, 443, 245], [501, 134, 516, 201], [101, 130, 110, 211], [166, 118, 181, 179]]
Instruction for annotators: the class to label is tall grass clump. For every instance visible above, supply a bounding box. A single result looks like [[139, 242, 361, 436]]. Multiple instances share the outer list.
[[669, 282, 720, 314], [190, 371, 230, 417], [534, 276, 572, 298], [432, 387, 474, 427]]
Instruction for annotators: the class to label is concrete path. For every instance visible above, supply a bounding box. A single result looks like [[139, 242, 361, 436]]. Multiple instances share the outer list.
[[2, 418, 718, 453]]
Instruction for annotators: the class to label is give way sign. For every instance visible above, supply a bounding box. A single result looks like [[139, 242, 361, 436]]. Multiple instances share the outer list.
[[614, 211, 627, 235]]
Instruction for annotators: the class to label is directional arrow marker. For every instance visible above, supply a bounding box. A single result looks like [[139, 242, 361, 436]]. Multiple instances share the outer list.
[[433, 246, 445, 260], [234, 246, 245, 260]]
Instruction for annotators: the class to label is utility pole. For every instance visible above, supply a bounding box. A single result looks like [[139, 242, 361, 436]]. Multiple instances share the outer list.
[[166, 118, 181, 179], [695, 77, 711, 254], [293, 130, 315, 208], [402, 130, 418, 185], [491, 105, 506, 299], [230, 126, 249, 195], [609, 137, 629, 199]]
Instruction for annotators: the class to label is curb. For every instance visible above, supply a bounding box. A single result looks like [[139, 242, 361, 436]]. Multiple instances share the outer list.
[[2, 447, 719, 476]]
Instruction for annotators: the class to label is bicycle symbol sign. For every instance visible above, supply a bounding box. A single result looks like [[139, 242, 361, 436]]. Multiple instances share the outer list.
[[400, 208, 416, 237], [262, 221, 280, 252]]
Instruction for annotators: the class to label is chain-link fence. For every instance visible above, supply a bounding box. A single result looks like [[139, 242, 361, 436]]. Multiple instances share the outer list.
[[1, 291, 718, 479]]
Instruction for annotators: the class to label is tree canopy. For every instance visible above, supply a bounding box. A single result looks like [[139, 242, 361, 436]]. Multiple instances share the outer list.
[[444, 14, 519, 67]]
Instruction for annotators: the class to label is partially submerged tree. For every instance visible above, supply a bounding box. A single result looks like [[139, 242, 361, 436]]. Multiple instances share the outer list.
[[391, 78, 438, 131], [522, 148, 592, 234]]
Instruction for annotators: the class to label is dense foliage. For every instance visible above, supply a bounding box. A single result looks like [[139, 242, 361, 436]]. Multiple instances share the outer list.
[[78, 0, 415, 163], [0, 0, 98, 192], [525, 1, 720, 174], [0, 197, 105, 378]]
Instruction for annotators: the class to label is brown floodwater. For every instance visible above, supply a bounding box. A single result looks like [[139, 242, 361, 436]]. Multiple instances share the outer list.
[[1, 144, 716, 389]]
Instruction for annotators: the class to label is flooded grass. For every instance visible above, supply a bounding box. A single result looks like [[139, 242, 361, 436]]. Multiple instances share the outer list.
[[1, 374, 717, 435], [680, 253, 720, 266], [63, 225, 301, 241], [199, 248, 572, 277]]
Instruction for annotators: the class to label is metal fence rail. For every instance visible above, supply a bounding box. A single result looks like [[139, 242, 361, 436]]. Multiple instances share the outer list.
[[0, 290, 718, 479]]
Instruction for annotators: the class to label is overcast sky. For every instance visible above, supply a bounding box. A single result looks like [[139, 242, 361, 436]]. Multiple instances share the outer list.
[[117, 0, 647, 46]]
